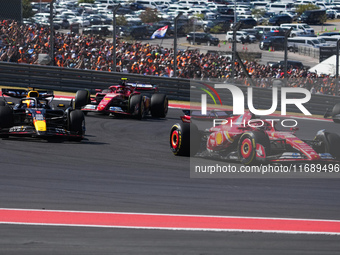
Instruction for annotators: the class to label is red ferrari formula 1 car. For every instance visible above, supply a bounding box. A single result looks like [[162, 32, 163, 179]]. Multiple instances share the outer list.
[[75, 79, 168, 119], [170, 111, 340, 165]]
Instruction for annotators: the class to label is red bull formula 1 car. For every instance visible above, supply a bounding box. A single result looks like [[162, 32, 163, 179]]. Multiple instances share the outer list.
[[75, 79, 168, 119], [0, 88, 85, 141], [170, 111, 340, 165]]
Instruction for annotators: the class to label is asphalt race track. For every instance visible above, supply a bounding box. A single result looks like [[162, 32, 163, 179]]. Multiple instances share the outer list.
[[0, 107, 340, 254]]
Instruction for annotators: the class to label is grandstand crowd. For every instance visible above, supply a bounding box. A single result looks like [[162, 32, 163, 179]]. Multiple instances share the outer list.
[[0, 19, 338, 95]]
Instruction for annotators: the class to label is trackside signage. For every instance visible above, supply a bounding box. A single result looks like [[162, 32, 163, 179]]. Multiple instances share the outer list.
[[201, 84, 311, 116]]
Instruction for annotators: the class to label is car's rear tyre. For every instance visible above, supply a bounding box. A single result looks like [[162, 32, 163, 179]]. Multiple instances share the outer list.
[[151, 94, 168, 118], [0, 106, 13, 129], [74, 90, 90, 110], [129, 94, 144, 120], [170, 122, 199, 156], [331, 103, 340, 123], [238, 131, 270, 165], [68, 110, 85, 141]]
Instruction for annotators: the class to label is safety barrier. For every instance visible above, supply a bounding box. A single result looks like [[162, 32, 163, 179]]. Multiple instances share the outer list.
[[0, 62, 339, 116]]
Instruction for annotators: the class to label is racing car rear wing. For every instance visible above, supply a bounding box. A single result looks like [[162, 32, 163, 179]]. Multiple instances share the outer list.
[[127, 83, 158, 92], [2, 88, 54, 99]]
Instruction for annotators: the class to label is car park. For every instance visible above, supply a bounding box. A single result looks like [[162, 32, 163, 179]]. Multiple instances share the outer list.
[[186, 32, 220, 46]]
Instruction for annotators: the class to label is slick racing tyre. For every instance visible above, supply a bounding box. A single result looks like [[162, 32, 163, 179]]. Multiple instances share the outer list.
[[0, 106, 13, 138], [170, 123, 199, 156], [238, 131, 270, 165], [74, 90, 90, 110], [68, 110, 85, 141], [331, 103, 340, 123], [0, 106, 13, 128], [129, 94, 144, 120], [150, 94, 168, 118], [314, 131, 340, 159]]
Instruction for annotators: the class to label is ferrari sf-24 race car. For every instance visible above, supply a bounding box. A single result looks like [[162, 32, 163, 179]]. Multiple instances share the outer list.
[[170, 111, 340, 165], [76, 80, 168, 119], [0, 88, 85, 141]]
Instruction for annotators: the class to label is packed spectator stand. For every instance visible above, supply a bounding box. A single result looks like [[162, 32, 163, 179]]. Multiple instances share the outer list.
[[0, 19, 338, 95]]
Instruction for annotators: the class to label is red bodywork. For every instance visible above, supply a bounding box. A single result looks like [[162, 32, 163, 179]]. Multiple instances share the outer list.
[[184, 111, 333, 163], [82, 83, 157, 115]]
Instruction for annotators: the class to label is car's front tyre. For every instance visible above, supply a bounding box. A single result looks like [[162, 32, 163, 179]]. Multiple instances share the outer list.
[[68, 110, 85, 141]]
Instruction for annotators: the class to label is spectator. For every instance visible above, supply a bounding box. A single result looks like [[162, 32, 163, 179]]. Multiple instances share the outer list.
[[1, 19, 339, 95]]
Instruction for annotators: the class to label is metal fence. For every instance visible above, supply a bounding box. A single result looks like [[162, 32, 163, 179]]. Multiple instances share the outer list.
[[0, 62, 339, 116], [0, 62, 190, 101], [0, 1, 22, 22]]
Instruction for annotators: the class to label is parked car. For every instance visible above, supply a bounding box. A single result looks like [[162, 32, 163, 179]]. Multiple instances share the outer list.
[[253, 25, 280, 36], [298, 9, 327, 24], [231, 18, 257, 29], [83, 25, 111, 36], [280, 23, 315, 36], [268, 14, 292, 26], [54, 18, 70, 29], [287, 37, 328, 52], [203, 19, 231, 33], [321, 32, 340, 36], [186, 32, 220, 46], [119, 25, 149, 39], [259, 36, 285, 50], [326, 9, 336, 19], [270, 60, 304, 69], [226, 31, 256, 43], [240, 28, 262, 40]]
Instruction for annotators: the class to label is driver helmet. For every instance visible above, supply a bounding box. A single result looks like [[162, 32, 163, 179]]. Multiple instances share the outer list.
[[119, 77, 128, 86], [29, 99, 36, 108], [116, 86, 124, 93]]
